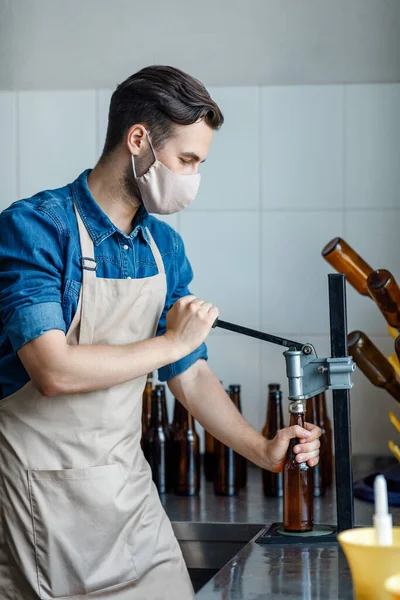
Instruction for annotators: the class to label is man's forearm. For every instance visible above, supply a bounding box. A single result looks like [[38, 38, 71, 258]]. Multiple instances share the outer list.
[[168, 360, 272, 470], [20, 330, 182, 396]]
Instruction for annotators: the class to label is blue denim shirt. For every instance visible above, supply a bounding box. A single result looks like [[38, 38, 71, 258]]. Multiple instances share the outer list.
[[0, 169, 207, 400]]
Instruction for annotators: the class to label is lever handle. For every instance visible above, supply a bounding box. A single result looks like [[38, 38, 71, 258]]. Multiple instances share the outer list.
[[212, 318, 303, 351]]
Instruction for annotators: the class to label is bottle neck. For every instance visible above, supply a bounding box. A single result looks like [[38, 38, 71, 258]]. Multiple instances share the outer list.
[[367, 270, 400, 327], [266, 391, 283, 429], [172, 398, 182, 426], [289, 411, 305, 429], [229, 387, 242, 412], [183, 412, 194, 432]]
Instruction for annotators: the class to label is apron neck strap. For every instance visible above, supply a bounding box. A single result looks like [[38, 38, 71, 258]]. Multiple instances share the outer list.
[[145, 227, 165, 274], [74, 203, 97, 345]]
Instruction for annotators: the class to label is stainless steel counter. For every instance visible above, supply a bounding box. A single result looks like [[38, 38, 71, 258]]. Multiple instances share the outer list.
[[162, 456, 400, 598]]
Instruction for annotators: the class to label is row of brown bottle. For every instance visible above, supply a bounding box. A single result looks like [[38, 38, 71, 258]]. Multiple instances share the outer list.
[[348, 331, 400, 403], [322, 237, 400, 331]]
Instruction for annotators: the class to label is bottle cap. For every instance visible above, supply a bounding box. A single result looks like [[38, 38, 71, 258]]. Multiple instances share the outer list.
[[288, 400, 306, 414]]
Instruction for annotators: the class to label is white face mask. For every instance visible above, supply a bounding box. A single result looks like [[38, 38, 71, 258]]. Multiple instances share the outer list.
[[131, 131, 201, 215]]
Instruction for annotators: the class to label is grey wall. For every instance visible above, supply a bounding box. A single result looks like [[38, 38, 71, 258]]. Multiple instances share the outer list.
[[1, 0, 400, 90]]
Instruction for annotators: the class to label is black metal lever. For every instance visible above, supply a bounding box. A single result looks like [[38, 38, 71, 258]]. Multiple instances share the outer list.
[[212, 318, 304, 351]]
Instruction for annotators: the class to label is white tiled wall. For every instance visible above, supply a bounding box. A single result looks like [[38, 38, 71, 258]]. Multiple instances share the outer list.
[[1, 84, 399, 455]]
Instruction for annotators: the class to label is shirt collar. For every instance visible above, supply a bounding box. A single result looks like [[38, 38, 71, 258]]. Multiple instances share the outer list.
[[71, 169, 151, 246]]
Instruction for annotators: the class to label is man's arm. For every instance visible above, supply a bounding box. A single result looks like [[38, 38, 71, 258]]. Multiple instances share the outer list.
[[168, 360, 321, 472], [18, 296, 218, 397]]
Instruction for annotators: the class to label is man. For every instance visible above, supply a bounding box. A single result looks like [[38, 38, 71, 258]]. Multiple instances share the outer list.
[[0, 66, 321, 599]]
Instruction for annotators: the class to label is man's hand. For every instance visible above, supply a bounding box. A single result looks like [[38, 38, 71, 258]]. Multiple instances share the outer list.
[[164, 295, 219, 356], [266, 422, 322, 473]]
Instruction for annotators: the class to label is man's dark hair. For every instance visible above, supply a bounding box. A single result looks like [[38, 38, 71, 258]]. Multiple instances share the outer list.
[[102, 65, 224, 156]]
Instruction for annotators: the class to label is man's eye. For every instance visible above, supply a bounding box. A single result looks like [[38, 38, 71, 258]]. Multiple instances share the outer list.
[[180, 158, 191, 165]]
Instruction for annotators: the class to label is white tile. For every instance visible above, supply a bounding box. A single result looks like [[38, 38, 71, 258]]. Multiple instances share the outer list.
[[181, 211, 260, 328], [261, 211, 344, 335], [206, 331, 261, 432], [350, 336, 397, 455], [96, 89, 113, 158], [261, 86, 344, 210], [0, 93, 18, 210], [19, 91, 97, 198], [191, 87, 260, 211], [346, 84, 400, 209], [344, 210, 400, 335]]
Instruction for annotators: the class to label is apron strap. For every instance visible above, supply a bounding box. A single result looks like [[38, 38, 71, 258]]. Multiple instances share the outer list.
[[73, 204, 97, 345], [145, 227, 165, 274]]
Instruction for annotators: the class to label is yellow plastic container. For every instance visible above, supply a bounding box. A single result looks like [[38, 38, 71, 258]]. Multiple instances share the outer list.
[[385, 574, 400, 600], [338, 528, 400, 600]]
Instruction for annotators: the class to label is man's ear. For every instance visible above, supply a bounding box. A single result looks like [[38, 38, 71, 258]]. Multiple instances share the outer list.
[[127, 125, 147, 156]]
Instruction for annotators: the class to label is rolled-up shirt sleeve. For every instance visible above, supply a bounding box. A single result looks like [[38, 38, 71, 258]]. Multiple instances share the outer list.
[[0, 201, 66, 352], [157, 229, 208, 382]]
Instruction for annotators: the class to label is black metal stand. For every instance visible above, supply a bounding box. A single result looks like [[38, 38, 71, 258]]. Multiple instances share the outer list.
[[257, 273, 354, 545], [329, 274, 354, 533]]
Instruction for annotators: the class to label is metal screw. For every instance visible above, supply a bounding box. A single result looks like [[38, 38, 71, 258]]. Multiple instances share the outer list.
[[303, 345, 312, 355], [318, 366, 328, 373]]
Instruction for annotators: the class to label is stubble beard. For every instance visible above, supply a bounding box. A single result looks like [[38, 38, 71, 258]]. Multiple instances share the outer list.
[[123, 146, 155, 210]]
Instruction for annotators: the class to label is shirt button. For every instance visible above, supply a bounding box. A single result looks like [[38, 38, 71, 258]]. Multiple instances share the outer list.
[[123, 244, 129, 250]]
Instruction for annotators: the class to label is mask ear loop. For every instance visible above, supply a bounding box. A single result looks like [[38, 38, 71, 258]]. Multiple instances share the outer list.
[[145, 130, 157, 160], [132, 129, 157, 178]]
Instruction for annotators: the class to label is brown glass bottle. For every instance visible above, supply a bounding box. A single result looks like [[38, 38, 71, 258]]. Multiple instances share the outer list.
[[262, 384, 284, 497], [322, 238, 373, 296], [143, 388, 174, 494], [283, 403, 313, 532], [315, 392, 333, 487], [229, 385, 247, 488], [396, 336, 400, 362], [172, 397, 185, 437], [176, 411, 201, 496], [367, 269, 400, 330], [171, 398, 185, 488], [155, 384, 173, 437], [141, 373, 153, 444], [214, 438, 240, 496], [214, 393, 240, 496], [306, 396, 326, 497], [348, 331, 400, 402], [204, 430, 215, 482]]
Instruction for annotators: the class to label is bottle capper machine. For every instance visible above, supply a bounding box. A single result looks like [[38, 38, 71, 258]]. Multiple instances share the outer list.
[[213, 273, 357, 544]]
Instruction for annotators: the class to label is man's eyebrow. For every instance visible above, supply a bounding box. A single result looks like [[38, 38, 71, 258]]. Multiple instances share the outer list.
[[180, 152, 206, 163]]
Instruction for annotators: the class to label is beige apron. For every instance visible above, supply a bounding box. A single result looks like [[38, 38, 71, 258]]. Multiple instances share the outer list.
[[0, 202, 194, 600]]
